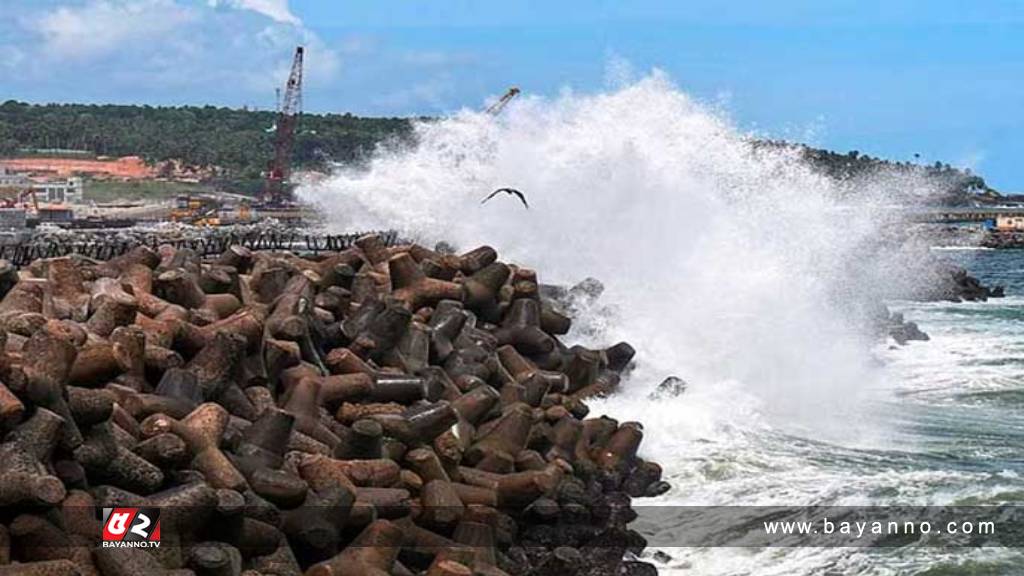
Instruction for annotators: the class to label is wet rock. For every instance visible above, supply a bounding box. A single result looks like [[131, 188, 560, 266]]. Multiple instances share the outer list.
[[647, 376, 687, 400]]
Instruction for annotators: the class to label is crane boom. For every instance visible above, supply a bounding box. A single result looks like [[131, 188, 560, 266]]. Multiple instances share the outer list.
[[262, 46, 304, 205], [485, 86, 520, 115]]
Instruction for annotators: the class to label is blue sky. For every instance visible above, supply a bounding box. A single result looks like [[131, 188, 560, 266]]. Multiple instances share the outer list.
[[3, 0, 1023, 189]]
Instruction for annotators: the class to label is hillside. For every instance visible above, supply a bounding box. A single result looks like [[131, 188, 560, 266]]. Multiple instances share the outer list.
[[0, 100, 414, 194], [0, 100, 999, 203], [756, 140, 999, 205]]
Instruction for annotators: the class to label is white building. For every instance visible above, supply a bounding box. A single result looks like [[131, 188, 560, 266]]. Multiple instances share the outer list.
[[0, 167, 29, 189], [0, 169, 82, 204], [32, 177, 83, 204]]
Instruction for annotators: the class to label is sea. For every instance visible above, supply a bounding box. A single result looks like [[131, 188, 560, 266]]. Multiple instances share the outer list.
[[298, 70, 1024, 575]]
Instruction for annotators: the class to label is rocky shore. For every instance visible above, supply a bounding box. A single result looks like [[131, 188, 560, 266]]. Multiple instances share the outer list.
[[875, 306, 930, 345], [983, 230, 1024, 249], [908, 261, 1004, 302], [0, 234, 663, 575]]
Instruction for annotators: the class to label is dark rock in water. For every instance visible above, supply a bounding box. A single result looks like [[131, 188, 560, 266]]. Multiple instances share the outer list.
[[648, 376, 687, 400], [540, 277, 605, 313], [539, 282, 569, 303], [890, 320, 930, 345], [644, 481, 672, 497], [569, 277, 605, 303], [910, 261, 1003, 303], [623, 461, 664, 497], [652, 550, 673, 563], [872, 303, 930, 346], [621, 561, 660, 576]]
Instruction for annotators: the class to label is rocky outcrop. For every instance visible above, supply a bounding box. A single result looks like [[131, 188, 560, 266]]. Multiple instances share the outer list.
[[906, 262, 1004, 303]]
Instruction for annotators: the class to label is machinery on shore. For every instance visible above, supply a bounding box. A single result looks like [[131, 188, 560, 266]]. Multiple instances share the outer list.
[[0, 188, 39, 212], [485, 86, 521, 115], [170, 195, 221, 226], [260, 46, 304, 207]]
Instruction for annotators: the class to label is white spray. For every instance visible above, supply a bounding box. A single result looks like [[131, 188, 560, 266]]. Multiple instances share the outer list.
[[300, 70, 918, 433], [298, 70, 964, 573]]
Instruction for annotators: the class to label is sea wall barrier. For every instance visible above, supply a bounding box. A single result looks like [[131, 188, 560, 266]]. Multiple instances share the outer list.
[[0, 230, 402, 267], [0, 233, 662, 575]]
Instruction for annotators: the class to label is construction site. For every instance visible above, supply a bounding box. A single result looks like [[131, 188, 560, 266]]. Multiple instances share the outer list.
[[0, 47, 317, 235], [0, 46, 522, 246]]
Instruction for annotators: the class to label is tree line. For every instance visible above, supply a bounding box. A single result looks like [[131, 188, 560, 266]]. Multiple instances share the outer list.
[[756, 140, 998, 205], [0, 100, 415, 193], [0, 100, 999, 204]]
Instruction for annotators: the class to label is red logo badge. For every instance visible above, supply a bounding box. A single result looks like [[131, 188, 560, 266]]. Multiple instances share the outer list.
[[101, 507, 161, 548]]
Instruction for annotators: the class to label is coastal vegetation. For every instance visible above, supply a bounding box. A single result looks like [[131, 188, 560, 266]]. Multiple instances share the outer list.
[[0, 100, 997, 204], [757, 140, 999, 205], [0, 100, 413, 193]]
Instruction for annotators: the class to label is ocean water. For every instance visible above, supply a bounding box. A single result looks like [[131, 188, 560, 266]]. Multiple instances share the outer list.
[[597, 247, 1024, 575], [297, 72, 1023, 575]]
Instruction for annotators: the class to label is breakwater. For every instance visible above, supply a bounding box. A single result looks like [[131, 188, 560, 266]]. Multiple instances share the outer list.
[[983, 230, 1024, 249], [0, 233, 661, 575], [0, 229, 401, 268]]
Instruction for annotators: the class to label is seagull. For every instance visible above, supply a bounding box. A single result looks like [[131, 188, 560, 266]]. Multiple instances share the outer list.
[[481, 188, 529, 209]]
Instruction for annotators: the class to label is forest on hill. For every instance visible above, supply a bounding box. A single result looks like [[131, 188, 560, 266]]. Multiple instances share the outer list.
[[0, 100, 998, 204], [757, 140, 998, 205], [0, 100, 414, 193]]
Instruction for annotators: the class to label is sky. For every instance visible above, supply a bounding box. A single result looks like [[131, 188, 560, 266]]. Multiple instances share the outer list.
[[2, 0, 1023, 189]]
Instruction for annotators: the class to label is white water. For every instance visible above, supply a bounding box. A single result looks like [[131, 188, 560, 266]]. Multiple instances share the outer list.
[[298, 72, 1023, 574], [302, 70, 898, 429]]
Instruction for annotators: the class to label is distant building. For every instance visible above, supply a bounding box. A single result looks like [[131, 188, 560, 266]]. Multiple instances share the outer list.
[[0, 208, 27, 229], [923, 207, 1024, 230], [32, 177, 83, 204], [0, 167, 29, 189], [995, 214, 1024, 231]]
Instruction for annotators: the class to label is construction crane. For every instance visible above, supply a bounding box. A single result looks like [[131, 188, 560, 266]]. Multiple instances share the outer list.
[[262, 46, 304, 206], [1, 188, 39, 212], [485, 87, 520, 115]]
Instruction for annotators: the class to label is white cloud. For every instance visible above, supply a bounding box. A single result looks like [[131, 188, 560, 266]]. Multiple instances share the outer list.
[[208, 0, 300, 26], [35, 0, 195, 60], [1, 0, 480, 113], [6, 0, 341, 105], [244, 25, 340, 92]]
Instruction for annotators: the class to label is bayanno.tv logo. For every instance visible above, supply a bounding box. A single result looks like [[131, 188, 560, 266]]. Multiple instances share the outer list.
[[101, 507, 161, 548]]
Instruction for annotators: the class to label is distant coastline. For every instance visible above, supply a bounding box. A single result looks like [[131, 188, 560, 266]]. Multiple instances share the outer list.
[[1, 100, 1001, 206]]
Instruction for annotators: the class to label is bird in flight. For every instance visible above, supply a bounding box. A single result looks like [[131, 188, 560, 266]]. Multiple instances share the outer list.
[[481, 188, 529, 209]]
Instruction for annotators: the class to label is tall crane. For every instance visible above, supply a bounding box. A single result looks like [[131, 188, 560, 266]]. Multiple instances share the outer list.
[[262, 46, 304, 205], [485, 87, 520, 115]]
